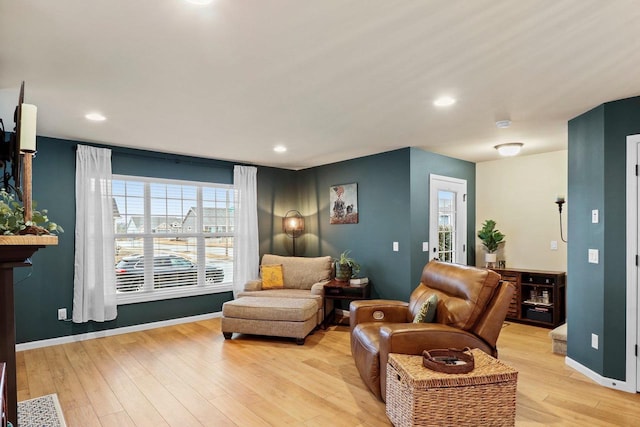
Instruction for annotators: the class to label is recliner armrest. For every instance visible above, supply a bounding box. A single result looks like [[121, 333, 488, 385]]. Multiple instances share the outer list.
[[349, 300, 409, 329], [244, 279, 263, 291], [379, 323, 492, 357]]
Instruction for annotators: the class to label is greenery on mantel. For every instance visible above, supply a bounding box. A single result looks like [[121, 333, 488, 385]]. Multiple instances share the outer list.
[[0, 189, 63, 235]]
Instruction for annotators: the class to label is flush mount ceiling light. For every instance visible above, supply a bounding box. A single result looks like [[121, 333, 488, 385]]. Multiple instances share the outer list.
[[496, 120, 511, 128], [433, 96, 456, 107], [273, 145, 287, 153], [85, 112, 106, 122], [494, 142, 523, 157], [184, 0, 213, 4]]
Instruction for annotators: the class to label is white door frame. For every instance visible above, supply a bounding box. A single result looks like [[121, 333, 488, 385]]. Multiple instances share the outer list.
[[626, 134, 640, 392], [429, 174, 467, 264]]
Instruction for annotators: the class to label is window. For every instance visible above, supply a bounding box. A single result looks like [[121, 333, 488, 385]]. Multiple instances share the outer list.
[[438, 190, 456, 263], [113, 175, 234, 304]]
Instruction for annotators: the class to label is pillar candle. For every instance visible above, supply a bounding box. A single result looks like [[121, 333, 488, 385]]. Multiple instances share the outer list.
[[19, 103, 37, 152]]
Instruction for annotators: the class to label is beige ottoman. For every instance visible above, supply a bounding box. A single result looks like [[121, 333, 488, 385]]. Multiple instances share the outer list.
[[221, 297, 317, 345]]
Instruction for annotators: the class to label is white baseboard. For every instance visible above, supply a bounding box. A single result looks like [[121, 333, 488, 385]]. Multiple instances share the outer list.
[[565, 356, 635, 393], [16, 311, 223, 351]]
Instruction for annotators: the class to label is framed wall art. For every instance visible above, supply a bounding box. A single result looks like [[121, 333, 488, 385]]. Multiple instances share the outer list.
[[330, 183, 358, 224]]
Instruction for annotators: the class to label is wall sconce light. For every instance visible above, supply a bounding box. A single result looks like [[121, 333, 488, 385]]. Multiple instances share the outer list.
[[555, 195, 567, 243], [283, 210, 305, 256], [494, 142, 523, 157]]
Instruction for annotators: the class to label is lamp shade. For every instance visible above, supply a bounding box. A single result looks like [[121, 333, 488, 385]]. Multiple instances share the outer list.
[[283, 210, 304, 238]]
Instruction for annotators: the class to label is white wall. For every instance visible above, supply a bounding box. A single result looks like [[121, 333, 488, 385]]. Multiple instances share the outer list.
[[476, 150, 567, 272]]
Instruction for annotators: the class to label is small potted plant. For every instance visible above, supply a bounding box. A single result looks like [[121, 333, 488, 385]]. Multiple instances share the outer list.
[[334, 250, 360, 282], [477, 219, 504, 267]]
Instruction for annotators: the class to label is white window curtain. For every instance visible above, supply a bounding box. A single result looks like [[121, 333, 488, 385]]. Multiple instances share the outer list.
[[73, 145, 117, 322], [232, 166, 259, 297]]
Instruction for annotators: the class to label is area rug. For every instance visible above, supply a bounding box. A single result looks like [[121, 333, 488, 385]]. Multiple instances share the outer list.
[[17, 393, 67, 427]]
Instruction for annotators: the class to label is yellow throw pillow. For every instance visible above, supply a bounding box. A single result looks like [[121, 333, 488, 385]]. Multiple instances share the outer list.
[[261, 264, 284, 289]]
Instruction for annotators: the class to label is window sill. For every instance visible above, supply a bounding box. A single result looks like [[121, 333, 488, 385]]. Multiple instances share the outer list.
[[116, 283, 233, 305]]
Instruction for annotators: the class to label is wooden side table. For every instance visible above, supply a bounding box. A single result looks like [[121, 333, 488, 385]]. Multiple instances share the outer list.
[[323, 279, 371, 328]]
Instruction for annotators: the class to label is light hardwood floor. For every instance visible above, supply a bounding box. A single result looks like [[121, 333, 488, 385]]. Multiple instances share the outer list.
[[16, 319, 640, 426]]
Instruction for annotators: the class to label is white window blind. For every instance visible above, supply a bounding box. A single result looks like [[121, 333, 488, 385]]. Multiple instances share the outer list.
[[113, 175, 234, 304]]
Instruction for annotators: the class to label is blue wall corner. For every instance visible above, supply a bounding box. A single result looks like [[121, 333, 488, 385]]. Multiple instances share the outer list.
[[567, 96, 640, 381]]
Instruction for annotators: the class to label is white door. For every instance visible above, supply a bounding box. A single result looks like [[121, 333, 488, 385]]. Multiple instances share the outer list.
[[429, 174, 467, 264], [637, 137, 640, 392], [626, 134, 640, 392], [631, 135, 640, 391]]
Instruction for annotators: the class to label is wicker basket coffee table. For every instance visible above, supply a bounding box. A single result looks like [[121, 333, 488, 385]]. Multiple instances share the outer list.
[[386, 349, 518, 427]]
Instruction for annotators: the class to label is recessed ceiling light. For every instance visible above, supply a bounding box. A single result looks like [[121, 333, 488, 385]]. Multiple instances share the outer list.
[[274, 145, 287, 153], [494, 143, 523, 157], [496, 120, 511, 129], [433, 96, 456, 107], [85, 112, 106, 122], [185, 0, 213, 4]]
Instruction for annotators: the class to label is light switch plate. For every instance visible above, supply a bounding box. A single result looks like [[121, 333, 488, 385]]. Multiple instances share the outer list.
[[591, 333, 599, 350], [393, 242, 399, 252], [422, 242, 429, 252], [550, 240, 558, 250], [592, 209, 599, 224], [588, 249, 599, 264]]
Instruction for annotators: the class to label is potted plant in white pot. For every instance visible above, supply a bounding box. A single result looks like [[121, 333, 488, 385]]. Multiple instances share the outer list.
[[334, 250, 360, 282], [477, 219, 504, 268]]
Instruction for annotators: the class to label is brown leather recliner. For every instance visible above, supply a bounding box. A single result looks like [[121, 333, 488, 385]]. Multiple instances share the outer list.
[[350, 260, 515, 401]]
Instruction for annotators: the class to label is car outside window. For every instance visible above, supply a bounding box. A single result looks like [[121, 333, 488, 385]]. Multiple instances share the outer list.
[[113, 175, 234, 304]]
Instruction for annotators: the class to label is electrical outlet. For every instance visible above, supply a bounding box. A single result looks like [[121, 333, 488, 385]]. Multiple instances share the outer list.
[[550, 240, 558, 250], [591, 333, 599, 350], [58, 308, 67, 321]]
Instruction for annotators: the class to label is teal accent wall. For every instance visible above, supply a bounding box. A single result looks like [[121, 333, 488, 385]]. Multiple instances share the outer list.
[[567, 105, 606, 375], [409, 147, 476, 287], [567, 96, 640, 381], [258, 148, 476, 302], [256, 166, 298, 256], [15, 138, 474, 344], [14, 137, 236, 343], [298, 149, 413, 301]]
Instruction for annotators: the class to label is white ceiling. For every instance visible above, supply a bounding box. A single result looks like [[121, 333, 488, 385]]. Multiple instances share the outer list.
[[1, 0, 639, 170]]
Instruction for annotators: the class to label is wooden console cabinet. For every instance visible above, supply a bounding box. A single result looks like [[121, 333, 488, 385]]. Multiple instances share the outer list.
[[493, 268, 566, 328]]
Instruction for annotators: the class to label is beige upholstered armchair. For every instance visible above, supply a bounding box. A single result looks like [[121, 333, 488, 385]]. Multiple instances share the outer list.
[[237, 254, 334, 326], [350, 260, 515, 401]]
